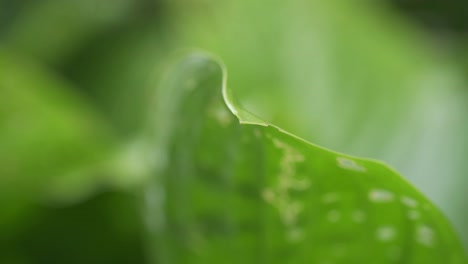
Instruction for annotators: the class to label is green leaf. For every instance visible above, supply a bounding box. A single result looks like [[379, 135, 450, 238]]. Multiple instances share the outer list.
[[168, 0, 468, 249], [144, 53, 467, 263], [0, 47, 117, 232], [2, 0, 134, 65]]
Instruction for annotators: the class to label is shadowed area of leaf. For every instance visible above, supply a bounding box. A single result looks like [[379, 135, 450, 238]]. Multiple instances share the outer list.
[[144, 53, 467, 264]]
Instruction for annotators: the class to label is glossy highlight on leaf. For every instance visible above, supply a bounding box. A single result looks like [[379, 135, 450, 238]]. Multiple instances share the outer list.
[[144, 53, 467, 264]]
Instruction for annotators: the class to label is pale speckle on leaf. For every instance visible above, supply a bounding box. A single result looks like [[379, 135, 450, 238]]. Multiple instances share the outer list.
[[416, 225, 436, 247], [369, 189, 395, 203], [262, 188, 275, 203], [336, 157, 366, 172], [209, 103, 233, 127], [376, 226, 396, 242], [401, 196, 419, 208], [263, 138, 309, 240], [321, 192, 340, 204], [286, 228, 304, 243], [407, 210, 420, 220]]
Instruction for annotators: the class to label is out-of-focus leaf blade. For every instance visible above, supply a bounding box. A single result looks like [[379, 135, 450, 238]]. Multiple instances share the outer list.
[[2, 0, 134, 65], [144, 54, 467, 263], [0, 47, 116, 230], [63, 24, 174, 138]]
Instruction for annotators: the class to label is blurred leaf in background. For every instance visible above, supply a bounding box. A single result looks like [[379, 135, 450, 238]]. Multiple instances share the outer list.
[[0, 0, 467, 263], [0, 46, 115, 233]]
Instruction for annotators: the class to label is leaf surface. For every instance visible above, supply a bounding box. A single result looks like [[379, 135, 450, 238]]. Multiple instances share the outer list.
[[0, 48, 118, 233], [144, 54, 467, 264]]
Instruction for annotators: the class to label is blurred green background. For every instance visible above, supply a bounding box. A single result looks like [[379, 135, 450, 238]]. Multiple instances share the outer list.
[[1, 0, 468, 263]]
